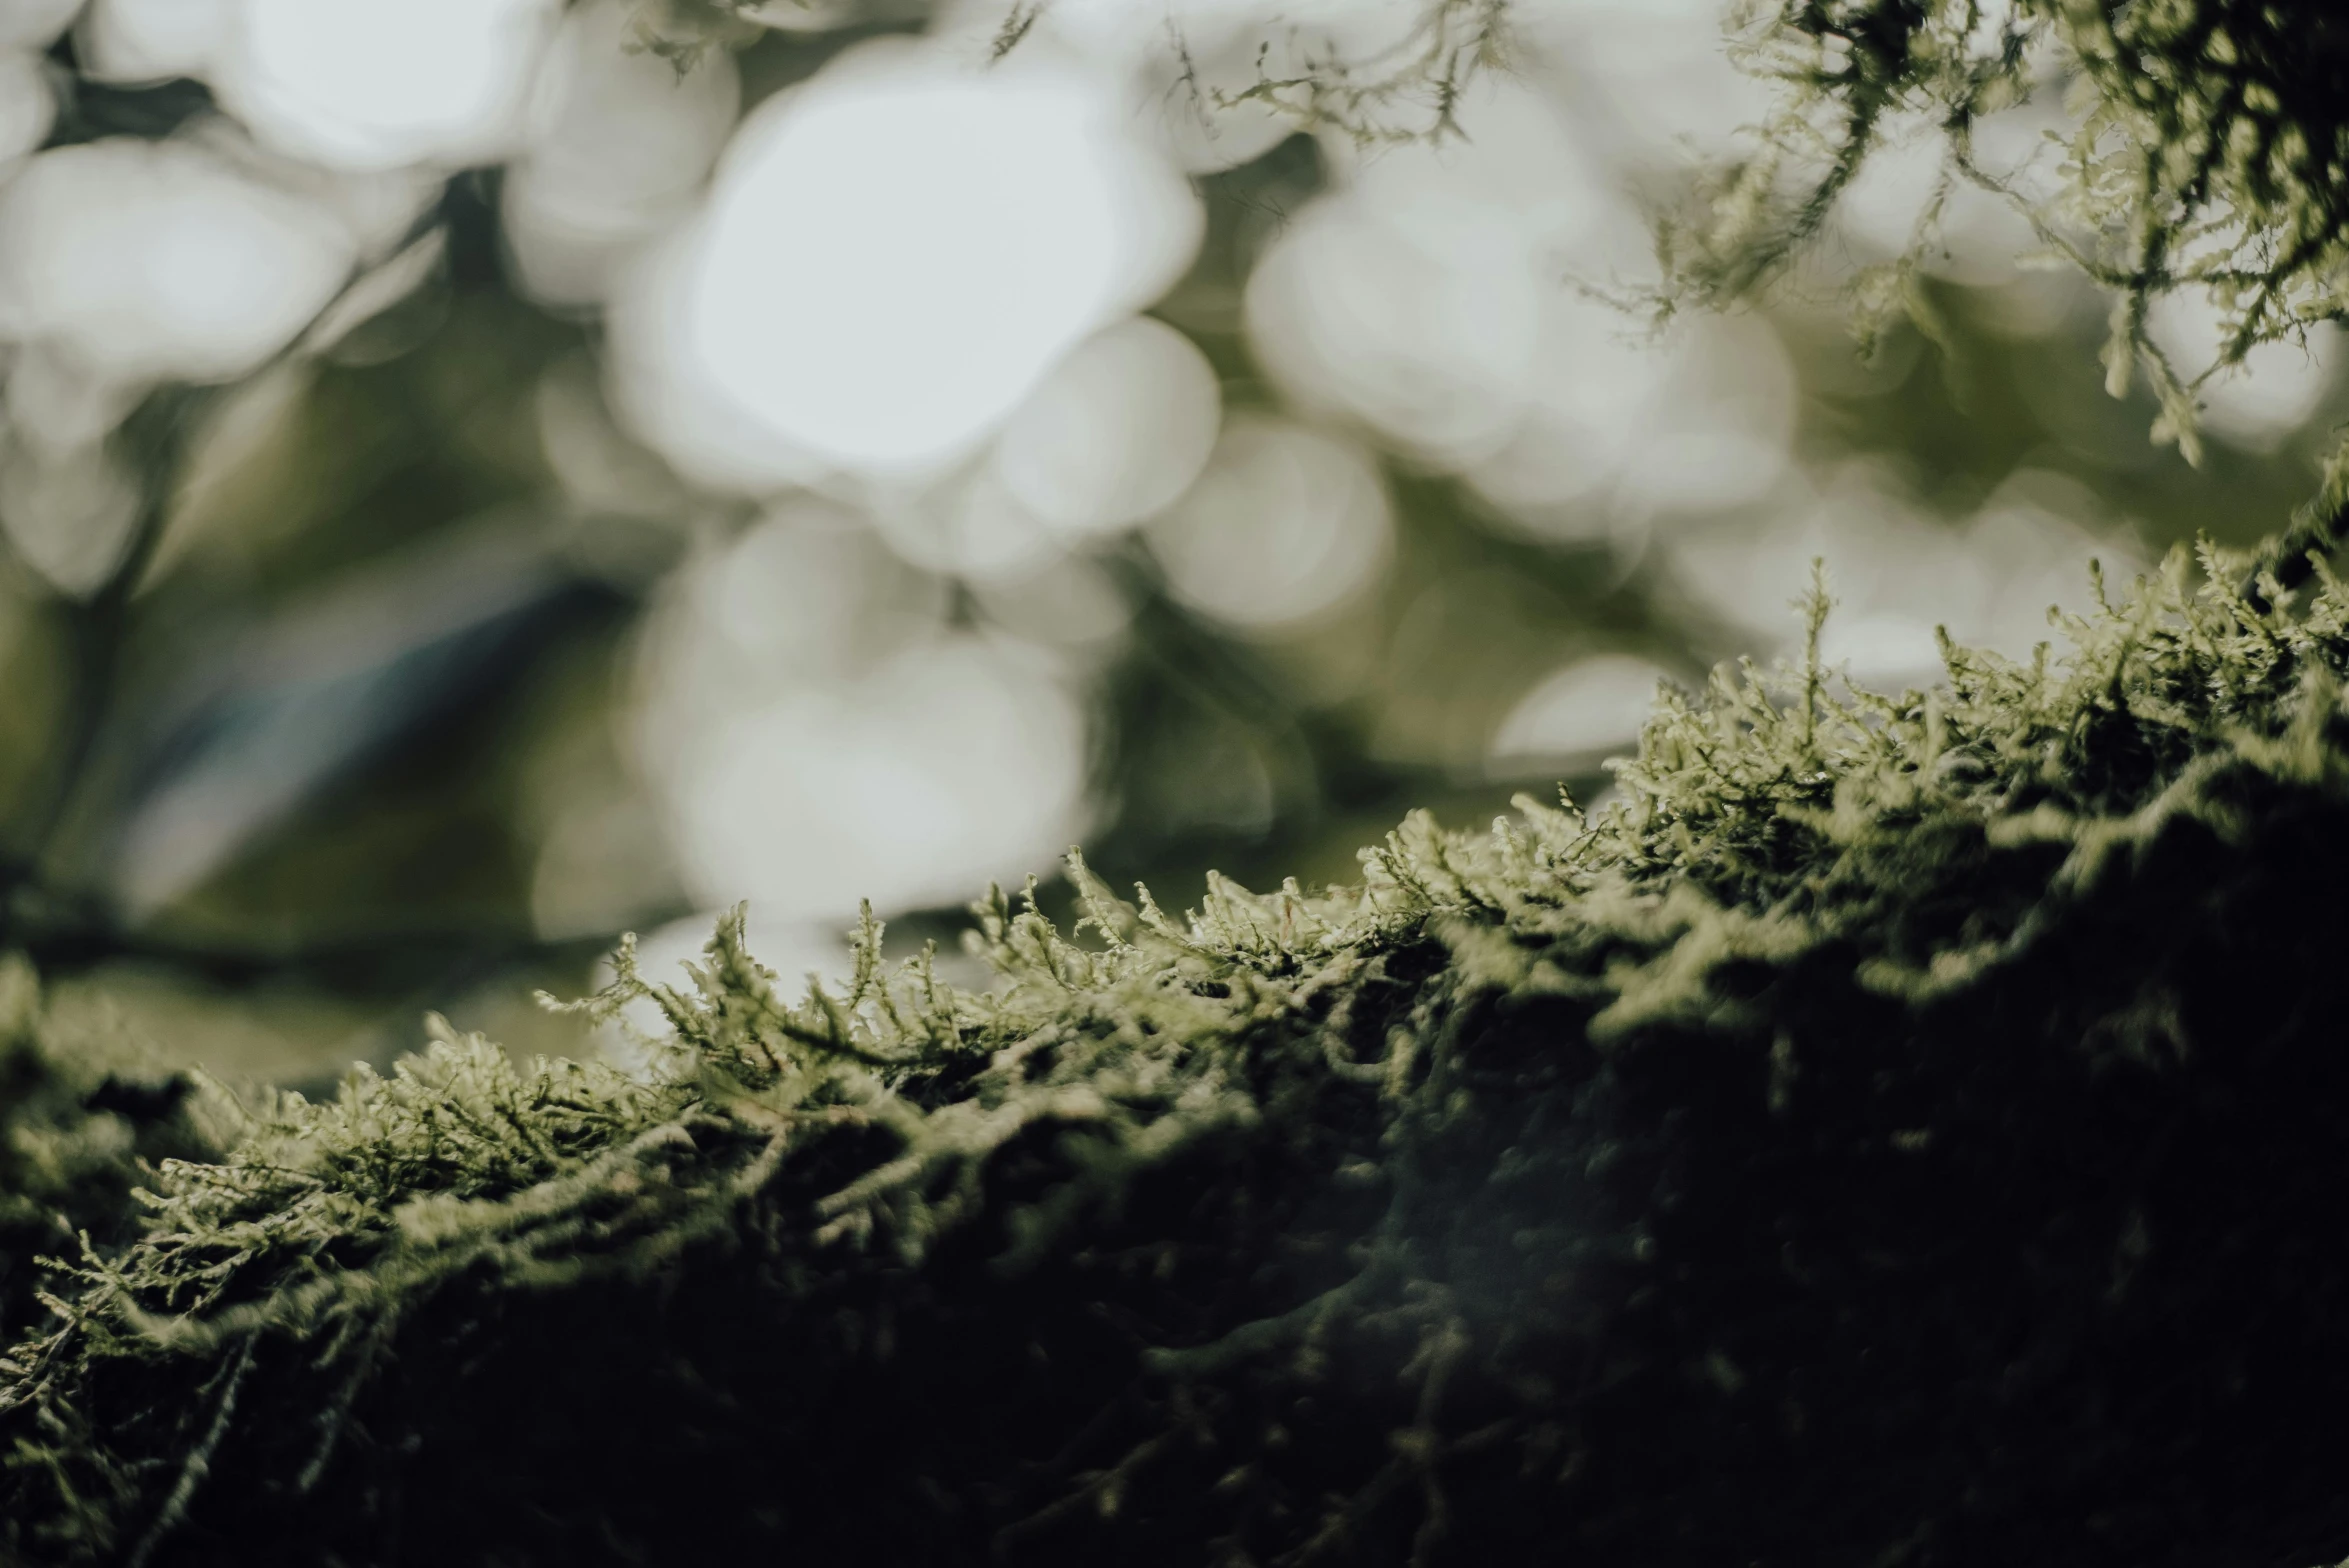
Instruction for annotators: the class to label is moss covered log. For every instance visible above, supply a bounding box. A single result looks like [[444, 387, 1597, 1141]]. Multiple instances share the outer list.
[[9, 555, 2349, 1564]]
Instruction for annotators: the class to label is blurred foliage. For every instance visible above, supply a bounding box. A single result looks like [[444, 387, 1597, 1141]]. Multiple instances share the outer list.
[[1686, 0, 2349, 466], [0, 1, 2340, 1092]]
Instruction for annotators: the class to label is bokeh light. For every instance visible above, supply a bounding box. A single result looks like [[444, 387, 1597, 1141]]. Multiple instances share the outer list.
[[0, 52, 56, 171], [217, 0, 558, 172], [1667, 464, 2148, 690], [2149, 288, 2341, 452], [1612, 315, 1796, 519], [82, 0, 558, 170], [502, 0, 741, 308], [0, 136, 355, 390], [1491, 653, 1676, 773], [1521, 0, 1772, 164], [0, 0, 78, 53], [1147, 416, 1392, 631], [0, 436, 141, 596], [80, 0, 227, 82], [634, 500, 1089, 929], [1241, 68, 1805, 554], [857, 461, 1062, 585], [991, 315, 1223, 539], [1246, 79, 1624, 471], [620, 40, 1201, 482]]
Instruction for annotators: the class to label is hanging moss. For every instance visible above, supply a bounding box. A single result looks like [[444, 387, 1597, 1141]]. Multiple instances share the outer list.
[[10, 552, 2349, 1566], [1679, 0, 2349, 472]]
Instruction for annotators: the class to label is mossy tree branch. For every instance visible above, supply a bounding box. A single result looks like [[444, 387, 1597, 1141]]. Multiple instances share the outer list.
[[15, 547, 2349, 1563]]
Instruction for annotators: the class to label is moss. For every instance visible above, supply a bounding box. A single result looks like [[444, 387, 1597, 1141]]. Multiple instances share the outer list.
[[7, 551, 2349, 1565], [0, 959, 210, 1357], [1681, 0, 2349, 475]]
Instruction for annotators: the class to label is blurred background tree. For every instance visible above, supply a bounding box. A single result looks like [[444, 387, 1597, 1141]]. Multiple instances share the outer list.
[[0, 0, 2338, 1090]]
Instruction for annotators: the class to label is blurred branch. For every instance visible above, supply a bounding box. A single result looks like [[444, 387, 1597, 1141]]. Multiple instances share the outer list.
[[4, 388, 210, 886], [0, 188, 460, 944], [41, 32, 218, 146], [1205, 0, 1512, 146], [9, 913, 621, 994]]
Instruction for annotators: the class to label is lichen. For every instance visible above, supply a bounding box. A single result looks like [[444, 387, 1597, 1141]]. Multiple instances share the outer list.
[[11, 548, 2349, 1565]]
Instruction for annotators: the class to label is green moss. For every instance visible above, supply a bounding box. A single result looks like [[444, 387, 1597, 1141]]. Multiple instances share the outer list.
[[0, 960, 210, 1357], [10, 550, 2349, 1564]]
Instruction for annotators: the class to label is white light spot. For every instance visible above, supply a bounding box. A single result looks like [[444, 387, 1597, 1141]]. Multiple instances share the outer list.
[[1490, 654, 1671, 771], [1, 346, 130, 453], [0, 438, 142, 596], [1614, 314, 1797, 517], [1247, 196, 1544, 468], [214, 0, 558, 172], [973, 552, 1132, 654], [1962, 474, 2143, 655], [634, 498, 1088, 924], [298, 228, 443, 359], [992, 315, 1222, 538], [656, 635, 1089, 923], [0, 0, 79, 52], [971, 0, 1474, 172], [1835, 119, 1946, 259], [2149, 287, 2339, 451], [1815, 613, 1944, 684], [1519, 0, 1771, 163], [737, 0, 868, 32], [594, 908, 852, 1074], [0, 138, 354, 387], [1834, 116, 2036, 287], [1467, 294, 1672, 521], [605, 221, 828, 495], [640, 42, 1201, 479], [861, 462, 1064, 584], [1245, 77, 1668, 480], [1141, 35, 1298, 176], [77, 0, 226, 81], [534, 356, 689, 518], [635, 500, 947, 760], [0, 53, 55, 171], [503, 0, 739, 307], [1663, 463, 2145, 687], [1146, 416, 1391, 631]]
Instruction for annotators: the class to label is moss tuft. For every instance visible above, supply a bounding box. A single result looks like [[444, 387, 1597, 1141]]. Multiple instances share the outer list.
[[11, 549, 2349, 1565], [0, 959, 210, 1359]]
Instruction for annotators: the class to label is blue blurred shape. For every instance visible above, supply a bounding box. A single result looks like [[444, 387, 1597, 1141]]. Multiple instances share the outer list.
[[105, 524, 603, 918]]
